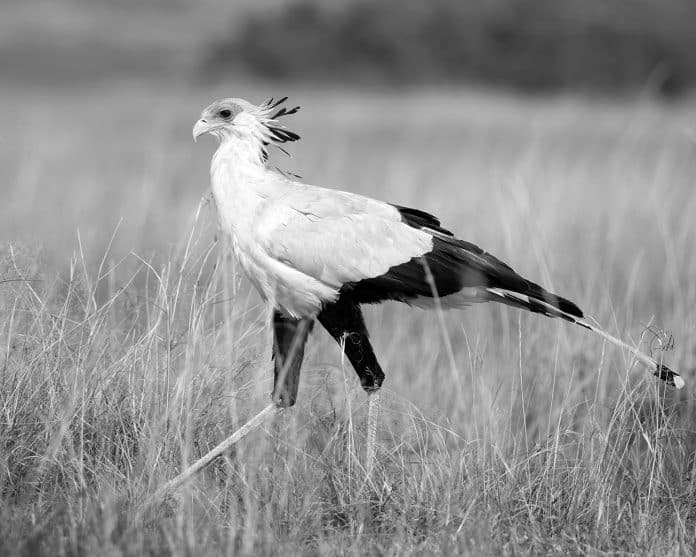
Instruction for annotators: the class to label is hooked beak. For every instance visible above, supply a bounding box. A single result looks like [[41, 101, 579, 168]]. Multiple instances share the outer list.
[[192, 119, 210, 142]]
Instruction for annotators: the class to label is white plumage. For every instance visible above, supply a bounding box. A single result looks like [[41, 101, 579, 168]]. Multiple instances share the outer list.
[[199, 100, 433, 317], [257, 190, 435, 314], [193, 96, 683, 409]]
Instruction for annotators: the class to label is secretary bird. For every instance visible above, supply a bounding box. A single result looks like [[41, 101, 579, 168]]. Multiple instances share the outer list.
[[192, 97, 683, 469]]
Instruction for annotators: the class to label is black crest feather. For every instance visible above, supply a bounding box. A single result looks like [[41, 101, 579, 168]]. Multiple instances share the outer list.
[[261, 96, 301, 162]]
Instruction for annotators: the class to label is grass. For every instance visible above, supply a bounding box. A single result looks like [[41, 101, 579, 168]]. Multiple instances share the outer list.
[[1, 82, 696, 555]]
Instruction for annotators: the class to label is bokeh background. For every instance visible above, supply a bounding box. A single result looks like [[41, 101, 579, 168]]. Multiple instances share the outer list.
[[2, 0, 696, 262], [2, 1, 696, 554], [5, 0, 696, 92]]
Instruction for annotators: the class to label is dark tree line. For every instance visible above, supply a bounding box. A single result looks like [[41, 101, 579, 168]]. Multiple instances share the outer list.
[[206, 0, 696, 96]]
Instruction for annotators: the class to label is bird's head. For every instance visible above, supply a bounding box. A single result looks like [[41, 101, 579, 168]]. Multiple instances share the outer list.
[[193, 97, 300, 161]]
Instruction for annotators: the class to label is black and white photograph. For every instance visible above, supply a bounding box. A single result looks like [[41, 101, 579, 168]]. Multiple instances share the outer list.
[[1, 1, 695, 554]]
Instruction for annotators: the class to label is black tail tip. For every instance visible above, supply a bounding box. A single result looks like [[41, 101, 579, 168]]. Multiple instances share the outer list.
[[557, 297, 584, 319], [653, 363, 685, 389]]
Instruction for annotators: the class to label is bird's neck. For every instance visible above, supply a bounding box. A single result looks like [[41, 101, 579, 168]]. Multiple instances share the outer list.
[[211, 135, 272, 195], [210, 135, 276, 235], [213, 133, 266, 171]]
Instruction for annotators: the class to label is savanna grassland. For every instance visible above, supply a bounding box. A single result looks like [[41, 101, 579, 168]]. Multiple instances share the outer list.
[[1, 82, 696, 555]]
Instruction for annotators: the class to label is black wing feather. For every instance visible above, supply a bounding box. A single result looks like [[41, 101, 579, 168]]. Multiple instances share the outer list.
[[343, 205, 583, 320], [392, 205, 454, 236]]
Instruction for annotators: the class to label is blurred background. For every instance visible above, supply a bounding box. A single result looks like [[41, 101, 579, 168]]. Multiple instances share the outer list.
[[5, 0, 696, 93], [1, 0, 695, 295], [2, 5, 696, 552]]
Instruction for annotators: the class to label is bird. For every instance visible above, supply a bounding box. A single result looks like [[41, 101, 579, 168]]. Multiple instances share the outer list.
[[192, 96, 684, 461]]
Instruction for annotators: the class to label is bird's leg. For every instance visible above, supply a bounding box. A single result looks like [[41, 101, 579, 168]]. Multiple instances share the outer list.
[[365, 390, 380, 475], [318, 297, 384, 474], [318, 298, 385, 392], [272, 311, 314, 407]]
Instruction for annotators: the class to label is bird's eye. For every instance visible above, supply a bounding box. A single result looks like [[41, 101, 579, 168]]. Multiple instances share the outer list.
[[219, 109, 232, 118]]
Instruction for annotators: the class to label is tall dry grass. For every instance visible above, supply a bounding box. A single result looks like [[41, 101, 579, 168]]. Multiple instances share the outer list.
[[1, 84, 695, 554]]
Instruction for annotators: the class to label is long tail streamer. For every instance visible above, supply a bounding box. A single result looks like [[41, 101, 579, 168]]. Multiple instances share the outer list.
[[574, 316, 684, 388], [489, 288, 685, 389]]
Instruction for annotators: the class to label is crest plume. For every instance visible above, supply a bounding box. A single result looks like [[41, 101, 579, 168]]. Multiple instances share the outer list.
[[260, 96, 301, 162]]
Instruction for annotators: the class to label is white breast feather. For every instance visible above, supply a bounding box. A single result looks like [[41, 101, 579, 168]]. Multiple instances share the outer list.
[[210, 137, 433, 317]]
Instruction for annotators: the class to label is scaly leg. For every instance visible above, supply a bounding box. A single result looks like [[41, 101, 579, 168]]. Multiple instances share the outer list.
[[365, 391, 381, 474], [318, 295, 385, 473]]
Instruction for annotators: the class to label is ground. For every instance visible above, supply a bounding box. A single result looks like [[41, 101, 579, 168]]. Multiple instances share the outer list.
[[1, 81, 695, 555]]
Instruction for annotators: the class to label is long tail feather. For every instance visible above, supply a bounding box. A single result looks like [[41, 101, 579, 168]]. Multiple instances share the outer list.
[[486, 287, 582, 322], [488, 288, 684, 389], [573, 317, 684, 388]]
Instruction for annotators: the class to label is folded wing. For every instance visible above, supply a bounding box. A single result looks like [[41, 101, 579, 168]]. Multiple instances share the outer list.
[[257, 187, 434, 290], [258, 188, 583, 320]]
